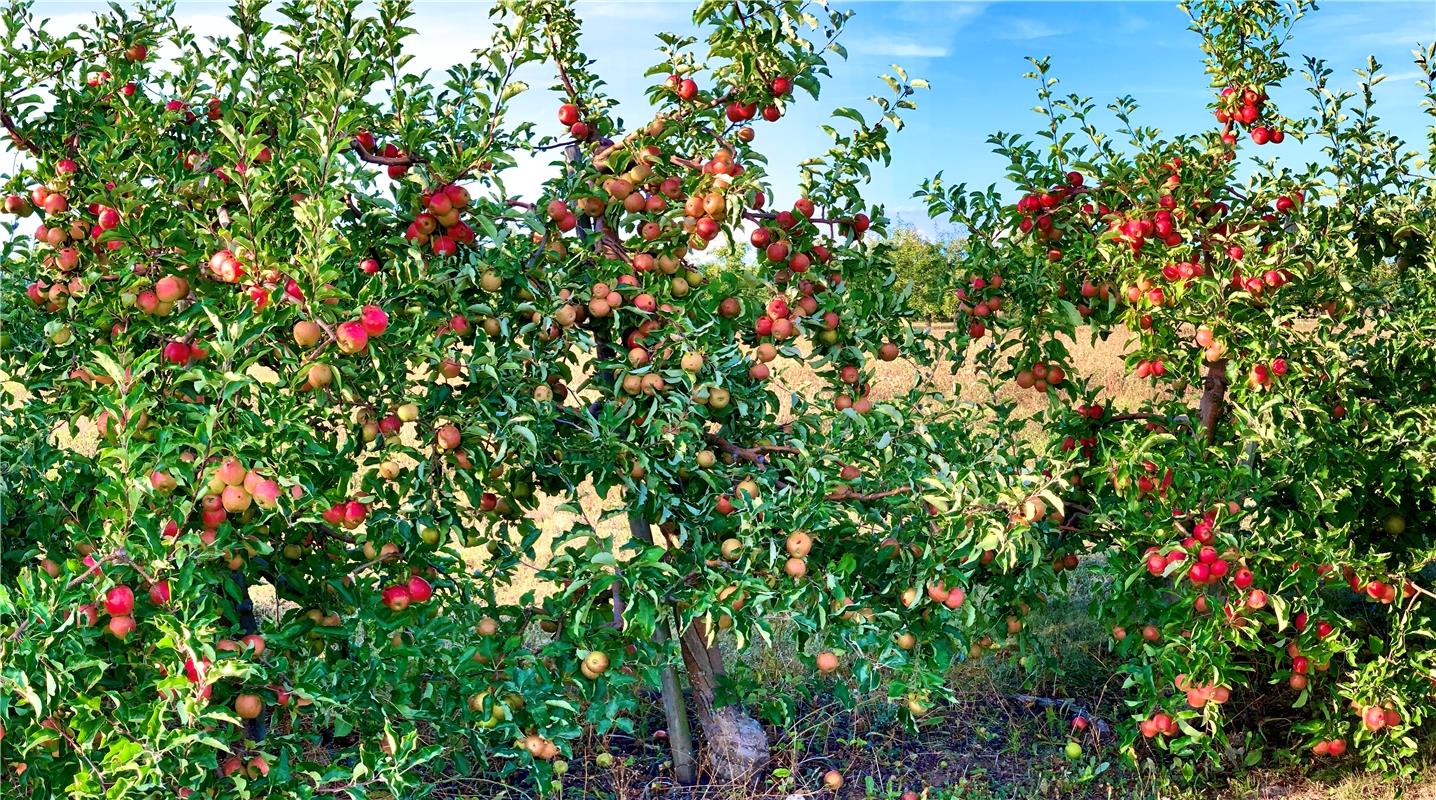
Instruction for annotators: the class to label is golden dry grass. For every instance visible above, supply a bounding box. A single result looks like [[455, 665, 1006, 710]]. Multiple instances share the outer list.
[[6, 324, 1153, 609], [467, 324, 1154, 603]]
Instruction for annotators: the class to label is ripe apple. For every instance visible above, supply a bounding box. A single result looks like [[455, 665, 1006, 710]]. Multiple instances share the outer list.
[[252, 479, 280, 508], [381, 584, 412, 611], [583, 650, 610, 677], [1363, 705, 1386, 731], [107, 614, 135, 640], [944, 587, 966, 609], [162, 340, 192, 364], [305, 363, 333, 389], [3, 194, 30, 215], [360, 305, 389, 336], [150, 470, 177, 493], [815, 651, 838, 674], [221, 485, 252, 512], [407, 576, 433, 603], [241, 634, 266, 656], [148, 580, 171, 605], [104, 585, 135, 615], [336, 321, 369, 354], [235, 694, 263, 719], [148, 278, 187, 310]]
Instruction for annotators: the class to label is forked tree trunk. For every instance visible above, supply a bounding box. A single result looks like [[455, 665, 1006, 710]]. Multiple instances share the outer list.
[[677, 622, 770, 783], [626, 517, 769, 784]]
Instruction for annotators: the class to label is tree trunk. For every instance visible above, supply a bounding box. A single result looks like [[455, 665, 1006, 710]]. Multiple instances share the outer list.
[[1199, 359, 1229, 445], [678, 623, 770, 783], [626, 517, 697, 784]]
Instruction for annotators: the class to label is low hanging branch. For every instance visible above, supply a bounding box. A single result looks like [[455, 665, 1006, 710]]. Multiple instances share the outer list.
[[1098, 411, 1193, 431], [702, 433, 914, 502], [1010, 694, 1113, 738], [534, 138, 582, 152]]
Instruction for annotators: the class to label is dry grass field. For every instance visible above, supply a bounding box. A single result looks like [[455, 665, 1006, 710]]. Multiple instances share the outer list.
[[466, 323, 1153, 604]]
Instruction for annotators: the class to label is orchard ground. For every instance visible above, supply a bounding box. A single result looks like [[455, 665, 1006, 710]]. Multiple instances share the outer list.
[[13, 324, 1435, 800]]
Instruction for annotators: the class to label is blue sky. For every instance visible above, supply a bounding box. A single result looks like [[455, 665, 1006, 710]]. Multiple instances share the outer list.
[[21, 1, 1436, 239], [520, 0, 1432, 237]]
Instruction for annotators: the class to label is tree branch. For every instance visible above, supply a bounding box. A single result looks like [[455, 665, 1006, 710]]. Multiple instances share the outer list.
[[349, 137, 426, 167], [544, 19, 579, 101], [0, 107, 40, 155], [827, 485, 912, 502], [703, 432, 799, 464], [535, 138, 581, 152], [743, 209, 848, 227]]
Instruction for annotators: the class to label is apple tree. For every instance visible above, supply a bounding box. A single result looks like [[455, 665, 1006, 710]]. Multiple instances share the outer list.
[[0, 0, 1061, 795], [918, 0, 1436, 778]]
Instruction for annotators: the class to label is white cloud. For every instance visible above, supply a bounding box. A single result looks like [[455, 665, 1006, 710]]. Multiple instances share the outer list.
[[852, 36, 951, 59], [997, 18, 1060, 41], [868, 2, 985, 60], [1384, 69, 1427, 82], [892, 1, 988, 27], [1117, 10, 1150, 35]]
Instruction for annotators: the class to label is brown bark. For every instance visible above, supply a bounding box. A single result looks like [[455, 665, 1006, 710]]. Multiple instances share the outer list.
[[1, 107, 40, 155], [1199, 359, 1229, 445]]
